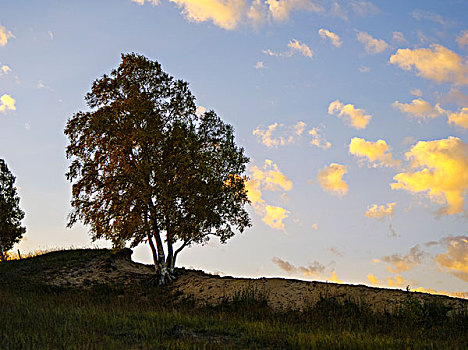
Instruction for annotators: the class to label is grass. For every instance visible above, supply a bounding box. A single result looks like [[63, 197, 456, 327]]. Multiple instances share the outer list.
[[0, 249, 467, 349]]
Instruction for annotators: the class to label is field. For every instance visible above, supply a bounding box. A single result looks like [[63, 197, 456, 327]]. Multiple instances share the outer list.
[[0, 249, 467, 349]]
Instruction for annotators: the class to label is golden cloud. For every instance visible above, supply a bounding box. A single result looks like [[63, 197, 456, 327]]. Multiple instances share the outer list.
[[169, 0, 246, 30], [328, 100, 372, 129], [266, 0, 323, 22], [392, 98, 445, 119], [390, 44, 468, 85], [447, 107, 468, 129], [413, 287, 468, 299], [318, 28, 342, 47], [0, 94, 16, 113], [381, 245, 424, 273], [328, 271, 342, 283], [253, 121, 319, 148], [365, 202, 396, 219], [367, 273, 378, 286], [356, 31, 389, 54], [434, 236, 468, 282], [0, 65, 11, 76], [457, 30, 468, 49], [247, 160, 292, 230], [308, 128, 331, 149], [392, 137, 468, 215], [317, 163, 348, 197], [0, 24, 14, 47], [349, 137, 400, 167], [288, 39, 313, 58], [387, 275, 405, 287]]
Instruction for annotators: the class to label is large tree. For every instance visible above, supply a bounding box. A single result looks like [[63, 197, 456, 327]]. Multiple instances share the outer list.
[[0, 159, 26, 261], [65, 53, 251, 284]]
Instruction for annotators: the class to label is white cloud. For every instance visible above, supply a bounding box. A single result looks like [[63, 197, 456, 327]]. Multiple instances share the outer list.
[[0, 94, 16, 113], [318, 28, 342, 47], [357, 31, 389, 54], [0, 23, 14, 47], [390, 44, 468, 85], [411, 9, 448, 26], [328, 99, 372, 129]]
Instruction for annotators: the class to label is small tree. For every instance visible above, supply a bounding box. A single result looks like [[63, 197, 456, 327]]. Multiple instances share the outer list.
[[0, 159, 26, 261], [65, 53, 251, 284]]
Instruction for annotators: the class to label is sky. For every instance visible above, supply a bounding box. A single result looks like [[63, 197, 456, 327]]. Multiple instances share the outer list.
[[1, 0, 467, 298]]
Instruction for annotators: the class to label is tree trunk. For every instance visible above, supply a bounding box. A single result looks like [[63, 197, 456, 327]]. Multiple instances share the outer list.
[[149, 225, 177, 286], [0, 246, 4, 262], [147, 232, 158, 274]]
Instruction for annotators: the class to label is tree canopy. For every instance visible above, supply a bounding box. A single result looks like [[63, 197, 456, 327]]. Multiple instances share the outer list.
[[65, 53, 251, 283], [0, 159, 26, 261]]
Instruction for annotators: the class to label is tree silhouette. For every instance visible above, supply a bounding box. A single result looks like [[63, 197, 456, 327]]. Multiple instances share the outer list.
[[0, 159, 26, 261], [65, 53, 251, 284]]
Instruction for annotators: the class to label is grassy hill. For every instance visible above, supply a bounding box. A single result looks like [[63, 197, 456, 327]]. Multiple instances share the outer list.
[[0, 248, 467, 349]]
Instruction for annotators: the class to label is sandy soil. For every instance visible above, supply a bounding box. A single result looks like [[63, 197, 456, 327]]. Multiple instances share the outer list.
[[46, 249, 468, 314]]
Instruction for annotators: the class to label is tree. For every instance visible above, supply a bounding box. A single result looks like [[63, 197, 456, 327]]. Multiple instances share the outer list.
[[0, 159, 26, 261], [65, 53, 251, 284]]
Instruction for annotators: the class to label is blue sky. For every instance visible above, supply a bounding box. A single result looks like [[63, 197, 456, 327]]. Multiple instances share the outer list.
[[1, 0, 467, 297]]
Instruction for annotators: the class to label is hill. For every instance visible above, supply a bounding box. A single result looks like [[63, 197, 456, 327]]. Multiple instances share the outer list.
[[1, 248, 467, 349]]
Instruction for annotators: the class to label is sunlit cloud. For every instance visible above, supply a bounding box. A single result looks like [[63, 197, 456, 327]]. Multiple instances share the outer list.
[[413, 287, 468, 299], [263, 39, 313, 59], [411, 9, 448, 26], [312, 223, 318, 230], [328, 100, 372, 129], [392, 137, 468, 215], [0, 94, 16, 113], [381, 245, 425, 273], [349, 137, 400, 168], [266, 0, 323, 22], [132, 0, 160, 5], [434, 236, 468, 282], [447, 107, 468, 129], [317, 163, 348, 197], [392, 98, 445, 119], [255, 61, 265, 69], [410, 89, 422, 97], [392, 31, 407, 43], [253, 121, 306, 147], [356, 31, 389, 54], [350, 1, 378, 16], [272, 257, 325, 277], [390, 44, 468, 85], [387, 275, 405, 287], [0, 23, 14, 47], [330, 2, 347, 21], [308, 128, 331, 149], [247, 160, 292, 230], [328, 270, 342, 283], [367, 273, 378, 286], [365, 202, 396, 219], [169, 0, 246, 30], [318, 28, 342, 47], [457, 30, 468, 49]]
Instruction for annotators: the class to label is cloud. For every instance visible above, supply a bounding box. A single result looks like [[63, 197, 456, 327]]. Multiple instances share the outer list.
[[266, 0, 323, 22], [328, 100, 372, 129], [169, 0, 246, 30], [318, 28, 342, 47], [387, 275, 405, 287], [328, 271, 342, 283], [263, 39, 313, 59], [390, 44, 468, 85], [132, 0, 160, 5], [410, 89, 422, 97], [367, 273, 378, 286], [0, 94, 16, 113], [0, 24, 14, 47], [392, 31, 407, 43], [330, 2, 347, 21], [392, 137, 468, 215], [457, 30, 468, 49], [272, 257, 325, 277], [381, 245, 425, 273], [329, 246, 343, 257], [447, 107, 468, 129], [350, 1, 378, 16], [413, 287, 468, 299], [349, 137, 400, 168], [411, 9, 448, 26], [247, 160, 292, 230], [392, 98, 445, 119], [365, 202, 396, 219], [442, 89, 468, 107], [253, 121, 306, 147], [312, 223, 318, 230], [359, 66, 370, 73], [317, 163, 348, 197], [434, 236, 468, 282], [255, 61, 265, 69], [308, 128, 331, 149], [356, 31, 389, 54], [263, 205, 289, 230]]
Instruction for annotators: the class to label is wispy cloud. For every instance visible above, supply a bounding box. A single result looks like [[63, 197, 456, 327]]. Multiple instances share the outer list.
[[365, 202, 396, 219], [457, 30, 468, 49], [447, 107, 468, 129], [0, 94, 16, 113], [392, 31, 407, 43], [381, 245, 425, 273], [356, 31, 389, 54], [411, 9, 449, 26], [318, 28, 342, 47], [349, 137, 400, 168], [349, 1, 378, 16], [392, 137, 468, 215], [132, 0, 160, 5], [328, 100, 372, 129], [272, 257, 326, 277], [317, 163, 348, 197], [266, 0, 323, 22], [255, 61, 265, 69], [253, 121, 306, 147], [433, 236, 468, 282], [390, 44, 468, 85], [263, 39, 313, 59]]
